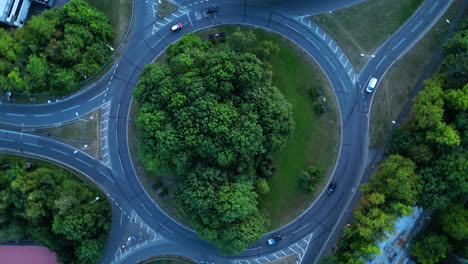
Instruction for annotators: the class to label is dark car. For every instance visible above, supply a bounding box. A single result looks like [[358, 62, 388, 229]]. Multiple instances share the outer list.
[[327, 182, 337, 194], [267, 235, 284, 245], [207, 6, 219, 14]]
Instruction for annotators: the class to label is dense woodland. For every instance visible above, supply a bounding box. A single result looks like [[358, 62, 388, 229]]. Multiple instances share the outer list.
[[0, 156, 111, 264], [134, 31, 295, 254], [0, 0, 113, 95], [320, 18, 467, 264]]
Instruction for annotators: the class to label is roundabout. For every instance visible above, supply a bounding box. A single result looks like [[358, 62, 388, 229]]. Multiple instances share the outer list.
[[0, 0, 454, 263]]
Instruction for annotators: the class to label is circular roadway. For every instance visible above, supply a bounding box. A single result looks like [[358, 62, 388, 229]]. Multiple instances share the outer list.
[[0, 0, 455, 263]]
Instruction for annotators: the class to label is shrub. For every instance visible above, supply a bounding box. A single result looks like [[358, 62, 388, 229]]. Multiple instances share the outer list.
[[256, 178, 270, 194], [300, 166, 324, 192], [314, 103, 325, 115], [310, 87, 318, 99]]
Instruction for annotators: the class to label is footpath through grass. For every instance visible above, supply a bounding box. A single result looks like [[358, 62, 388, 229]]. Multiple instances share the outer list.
[[311, 0, 423, 70], [369, 0, 464, 147]]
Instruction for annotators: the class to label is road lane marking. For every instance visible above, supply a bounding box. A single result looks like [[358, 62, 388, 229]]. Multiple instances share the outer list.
[[429, 1, 439, 14], [376, 54, 388, 69], [186, 12, 193, 26], [305, 37, 320, 50], [34, 113, 52, 117], [61, 105, 80, 112], [24, 142, 42, 148], [76, 158, 92, 167], [293, 223, 310, 234], [324, 56, 336, 71], [339, 76, 348, 93], [392, 37, 406, 51], [411, 20, 423, 32], [141, 203, 153, 217], [161, 224, 174, 233], [6, 113, 25, 117], [89, 90, 106, 102], [51, 148, 68, 155], [99, 171, 115, 183]]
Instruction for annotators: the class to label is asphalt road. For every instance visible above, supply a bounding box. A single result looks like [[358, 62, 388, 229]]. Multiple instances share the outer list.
[[0, 0, 456, 263]]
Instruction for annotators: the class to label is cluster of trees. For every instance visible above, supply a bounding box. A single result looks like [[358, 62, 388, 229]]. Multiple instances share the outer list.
[[133, 30, 294, 254], [411, 203, 467, 264], [0, 0, 113, 95], [328, 155, 422, 263], [0, 156, 111, 264], [320, 18, 467, 264]]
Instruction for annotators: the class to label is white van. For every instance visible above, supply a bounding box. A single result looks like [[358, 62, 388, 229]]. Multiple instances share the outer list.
[[366, 77, 378, 93]]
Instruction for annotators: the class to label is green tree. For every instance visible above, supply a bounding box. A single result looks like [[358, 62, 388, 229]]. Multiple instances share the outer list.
[[361, 155, 422, 206], [135, 33, 294, 254], [75, 239, 103, 264], [411, 76, 445, 130], [444, 83, 468, 111], [439, 204, 468, 240], [426, 122, 460, 146], [411, 233, 452, 264], [25, 54, 50, 91], [318, 254, 339, 264], [419, 150, 467, 209]]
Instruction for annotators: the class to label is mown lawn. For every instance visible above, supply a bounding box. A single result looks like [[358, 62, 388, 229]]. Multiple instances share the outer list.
[[311, 0, 423, 70], [249, 28, 339, 229]]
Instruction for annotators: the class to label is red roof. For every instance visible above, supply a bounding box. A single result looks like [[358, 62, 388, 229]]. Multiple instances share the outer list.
[[0, 245, 58, 264]]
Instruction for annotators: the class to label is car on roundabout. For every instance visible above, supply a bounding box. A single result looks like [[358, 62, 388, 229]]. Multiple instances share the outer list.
[[171, 23, 183, 32], [207, 6, 220, 14], [267, 235, 285, 245], [327, 182, 337, 194], [366, 77, 378, 93]]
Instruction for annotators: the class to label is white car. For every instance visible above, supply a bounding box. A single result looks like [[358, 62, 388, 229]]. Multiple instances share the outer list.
[[366, 77, 378, 93], [171, 23, 183, 32]]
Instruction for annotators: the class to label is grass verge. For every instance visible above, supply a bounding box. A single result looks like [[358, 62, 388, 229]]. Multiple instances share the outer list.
[[250, 27, 339, 229], [311, 0, 423, 71], [37, 110, 101, 158], [369, 0, 463, 147]]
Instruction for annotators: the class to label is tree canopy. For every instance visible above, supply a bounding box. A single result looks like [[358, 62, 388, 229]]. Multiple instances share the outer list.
[[0, 156, 111, 264], [133, 32, 294, 254], [411, 233, 453, 264], [0, 0, 113, 95]]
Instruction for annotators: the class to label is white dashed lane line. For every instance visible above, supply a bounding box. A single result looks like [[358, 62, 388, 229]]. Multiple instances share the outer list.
[[61, 105, 80, 112]]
